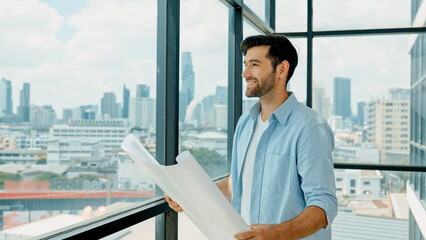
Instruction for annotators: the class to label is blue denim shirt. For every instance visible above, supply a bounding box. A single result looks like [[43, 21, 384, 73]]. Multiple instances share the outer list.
[[231, 93, 337, 239]]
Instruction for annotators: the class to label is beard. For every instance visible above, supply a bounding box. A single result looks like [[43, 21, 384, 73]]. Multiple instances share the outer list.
[[245, 72, 276, 98]]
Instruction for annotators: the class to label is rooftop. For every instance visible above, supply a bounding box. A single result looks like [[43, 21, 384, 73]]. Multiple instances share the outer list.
[[332, 211, 408, 240]]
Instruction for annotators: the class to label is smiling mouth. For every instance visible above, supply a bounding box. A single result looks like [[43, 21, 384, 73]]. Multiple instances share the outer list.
[[246, 80, 257, 87]]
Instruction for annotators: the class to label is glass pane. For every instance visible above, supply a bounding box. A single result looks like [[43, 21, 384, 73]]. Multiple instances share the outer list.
[[100, 214, 156, 240], [179, 0, 229, 237], [0, 0, 157, 237], [287, 38, 307, 105], [179, 0, 229, 179], [244, 0, 265, 22], [334, 169, 410, 239], [276, 0, 307, 32], [312, 34, 420, 166], [313, 0, 412, 31], [242, 19, 264, 112]]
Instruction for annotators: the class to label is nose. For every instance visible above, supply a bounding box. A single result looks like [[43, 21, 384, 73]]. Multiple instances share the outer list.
[[242, 66, 250, 79]]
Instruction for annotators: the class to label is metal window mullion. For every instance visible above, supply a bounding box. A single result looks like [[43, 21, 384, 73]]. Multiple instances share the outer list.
[[265, 0, 275, 30], [156, 0, 179, 239], [306, 0, 313, 108], [227, 5, 243, 172], [334, 163, 426, 172], [44, 199, 169, 240], [277, 26, 426, 38], [243, 3, 274, 34]]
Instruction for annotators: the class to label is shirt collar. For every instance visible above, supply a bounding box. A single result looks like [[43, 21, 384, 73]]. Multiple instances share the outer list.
[[248, 92, 299, 125]]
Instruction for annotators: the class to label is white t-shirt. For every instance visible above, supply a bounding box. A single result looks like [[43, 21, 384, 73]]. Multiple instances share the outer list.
[[240, 112, 269, 224]]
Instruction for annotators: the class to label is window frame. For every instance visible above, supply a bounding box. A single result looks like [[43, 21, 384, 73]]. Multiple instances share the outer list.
[[37, 0, 426, 239]]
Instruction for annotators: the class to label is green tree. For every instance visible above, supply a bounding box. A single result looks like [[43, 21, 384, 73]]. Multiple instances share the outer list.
[[0, 172, 21, 189], [36, 158, 47, 164], [182, 147, 226, 178], [73, 174, 99, 182], [35, 172, 67, 182]]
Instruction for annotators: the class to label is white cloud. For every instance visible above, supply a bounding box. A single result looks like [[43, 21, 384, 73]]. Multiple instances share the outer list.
[[2, 0, 158, 115], [0, 0, 64, 66], [313, 0, 410, 30], [0, 0, 414, 118], [181, 0, 229, 99]]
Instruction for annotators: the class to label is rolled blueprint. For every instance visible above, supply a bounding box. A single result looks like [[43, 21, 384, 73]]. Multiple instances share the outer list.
[[121, 134, 250, 240]]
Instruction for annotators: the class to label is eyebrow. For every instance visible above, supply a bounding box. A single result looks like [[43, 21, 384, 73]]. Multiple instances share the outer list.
[[244, 59, 262, 65]]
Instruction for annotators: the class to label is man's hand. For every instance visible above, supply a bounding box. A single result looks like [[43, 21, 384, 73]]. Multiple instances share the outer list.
[[164, 194, 183, 212], [234, 223, 288, 240]]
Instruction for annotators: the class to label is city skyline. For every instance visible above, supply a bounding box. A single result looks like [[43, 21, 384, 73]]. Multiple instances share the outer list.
[[0, 0, 412, 117]]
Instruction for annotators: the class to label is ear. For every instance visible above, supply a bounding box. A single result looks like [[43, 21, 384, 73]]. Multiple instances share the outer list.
[[277, 60, 290, 81]]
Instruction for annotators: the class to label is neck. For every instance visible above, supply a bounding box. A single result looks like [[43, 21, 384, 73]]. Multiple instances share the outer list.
[[259, 90, 289, 121]]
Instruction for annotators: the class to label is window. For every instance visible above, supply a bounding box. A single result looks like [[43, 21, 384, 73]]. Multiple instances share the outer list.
[[363, 181, 370, 186], [179, 0, 229, 180], [350, 179, 356, 187], [336, 178, 343, 182], [0, 1, 424, 239], [0, 0, 158, 237]]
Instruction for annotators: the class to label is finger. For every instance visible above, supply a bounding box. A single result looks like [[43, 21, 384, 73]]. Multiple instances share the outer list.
[[234, 230, 256, 239], [164, 195, 183, 212], [249, 224, 260, 229]]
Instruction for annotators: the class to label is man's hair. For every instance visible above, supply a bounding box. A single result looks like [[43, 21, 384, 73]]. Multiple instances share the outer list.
[[240, 34, 298, 82]]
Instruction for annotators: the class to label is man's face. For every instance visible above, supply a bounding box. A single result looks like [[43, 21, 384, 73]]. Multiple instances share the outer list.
[[242, 45, 276, 98]]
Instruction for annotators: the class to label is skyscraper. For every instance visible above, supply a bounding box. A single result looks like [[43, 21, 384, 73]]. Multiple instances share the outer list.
[[180, 52, 195, 122], [80, 105, 98, 120], [357, 102, 366, 127], [333, 77, 351, 120], [101, 92, 118, 119], [214, 86, 227, 105], [129, 97, 155, 129], [313, 81, 331, 121], [19, 83, 30, 122], [387, 88, 410, 100], [123, 85, 130, 118], [136, 84, 150, 98], [0, 78, 12, 117]]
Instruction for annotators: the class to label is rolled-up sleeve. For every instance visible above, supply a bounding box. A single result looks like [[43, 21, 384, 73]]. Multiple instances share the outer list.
[[297, 123, 338, 228]]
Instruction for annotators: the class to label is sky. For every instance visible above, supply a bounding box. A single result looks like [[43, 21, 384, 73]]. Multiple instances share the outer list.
[[0, 0, 413, 118]]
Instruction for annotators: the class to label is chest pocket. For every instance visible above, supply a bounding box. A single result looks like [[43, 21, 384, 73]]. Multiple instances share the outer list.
[[262, 153, 294, 192]]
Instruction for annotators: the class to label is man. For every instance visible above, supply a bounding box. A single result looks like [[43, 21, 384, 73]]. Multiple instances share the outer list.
[[166, 34, 337, 239]]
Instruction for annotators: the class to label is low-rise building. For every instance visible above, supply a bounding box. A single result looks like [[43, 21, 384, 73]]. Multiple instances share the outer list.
[[47, 138, 104, 165], [0, 149, 46, 165], [335, 169, 382, 196], [49, 120, 129, 156]]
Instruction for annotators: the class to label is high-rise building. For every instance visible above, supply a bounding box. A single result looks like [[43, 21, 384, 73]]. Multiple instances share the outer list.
[[313, 81, 331, 121], [63, 108, 82, 120], [122, 85, 130, 118], [0, 78, 12, 117], [366, 99, 410, 154], [129, 97, 155, 129], [333, 77, 351, 121], [214, 86, 227, 105], [357, 102, 366, 127], [18, 83, 30, 122], [80, 105, 98, 120], [387, 88, 410, 100], [30, 105, 57, 125], [101, 92, 118, 119], [408, 2, 426, 238], [180, 52, 195, 122], [136, 84, 150, 98]]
